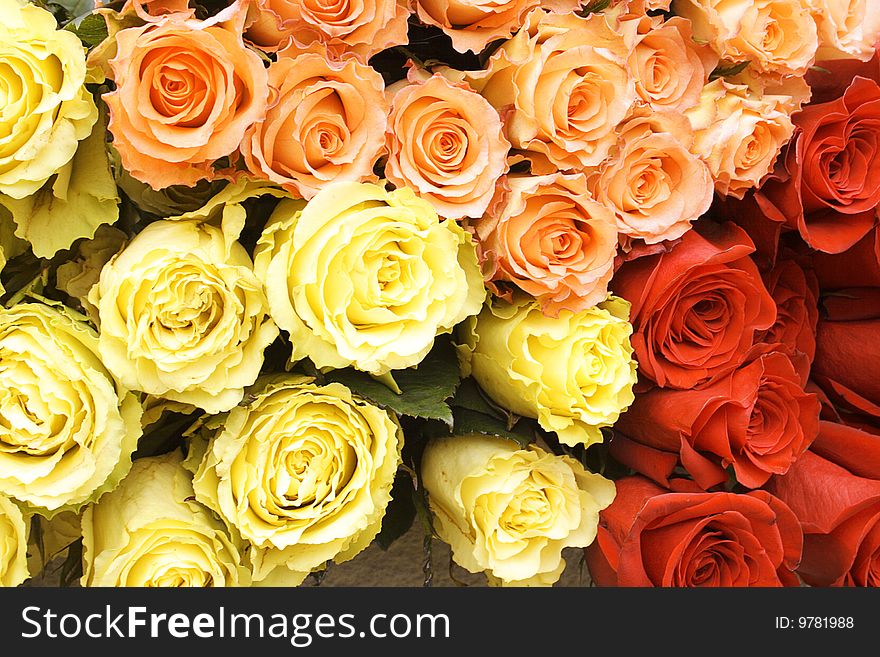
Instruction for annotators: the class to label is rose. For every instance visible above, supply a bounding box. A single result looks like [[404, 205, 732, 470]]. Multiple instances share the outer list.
[[89, 219, 279, 414], [753, 77, 880, 254], [766, 421, 880, 586], [242, 50, 387, 200], [412, 0, 580, 54], [587, 111, 713, 245], [254, 181, 485, 375], [0, 495, 27, 587], [192, 376, 402, 584], [0, 0, 98, 199], [458, 294, 637, 448], [612, 222, 777, 390], [471, 173, 617, 316], [385, 71, 509, 220], [615, 351, 820, 490], [0, 303, 142, 514], [246, 0, 408, 60], [628, 15, 718, 113], [82, 452, 251, 587], [585, 476, 803, 586], [421, 433, 615, 586], [808, 0, 880, 62], [686, 78, 799, 199], [104, 12, 268, 189], [465, 9, 635, 172], [55, 224, 127, 323], [672, 0, 818, 76], [813, 226, 880, 289]]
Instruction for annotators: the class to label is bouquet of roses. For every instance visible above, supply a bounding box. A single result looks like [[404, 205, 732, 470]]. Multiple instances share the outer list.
[[0, 0, 878, 588]]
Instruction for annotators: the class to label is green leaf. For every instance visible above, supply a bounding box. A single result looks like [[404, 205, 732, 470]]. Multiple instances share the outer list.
[[375, 471, 417, 551], [65, 13, 109, 49], [54, 0, 95, 19], [326, 338, 460, 425], [579, 0, 612, 14], [449, 408, 536, 448], [709, 61, 750, 81]]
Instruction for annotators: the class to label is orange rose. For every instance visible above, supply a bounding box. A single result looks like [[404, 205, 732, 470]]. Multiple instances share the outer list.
[[105, 13, 268, 190], [246, 0, 409, 60], [808, 0, 880, 62], [466, 9, 636, 173], [588, 111, 713, 244], [385, 71, 509, 220], [672, 0, 819, 77], [471, 173, 618, 316], [242, 49, 386, 200], [412, 0, 580, 54]]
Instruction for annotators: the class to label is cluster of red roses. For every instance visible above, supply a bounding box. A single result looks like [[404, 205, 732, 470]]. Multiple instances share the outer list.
[[586, 57, 880, 587]]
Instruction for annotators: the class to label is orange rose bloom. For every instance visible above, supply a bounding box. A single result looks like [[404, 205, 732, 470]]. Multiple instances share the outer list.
[[242, 50, 387, 200], [246, 0, 409, 60], [467, 9, 636, 173], [412, 0, 580, 54], [472, 173, 618, 316], [587, 111, 713, 244], [385, 71, 509, 220], [105, 14, 268, 190]]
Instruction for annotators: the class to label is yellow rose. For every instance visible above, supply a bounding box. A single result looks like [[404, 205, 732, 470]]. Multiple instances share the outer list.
[[89, 219, 279, 414], [0, 303, 142, 514], [421, 434, 615, 586], [808, 0, 880, 61], [459, 295, 637, 448], [254, 181, 485, 375], [0, 0, 98, 198], [0, 494, 28, 587], [82, 452, 251, 587], [192, 376, 402, 585]]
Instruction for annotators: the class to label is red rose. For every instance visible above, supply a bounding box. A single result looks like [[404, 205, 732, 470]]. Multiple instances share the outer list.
[[613, 351, 819, 490], [766, 421, 880, 586], [585, 477, 803, 587], [813, 224, 880, 289], [611, 221, 776, 389], [754, 77, 880, 254]]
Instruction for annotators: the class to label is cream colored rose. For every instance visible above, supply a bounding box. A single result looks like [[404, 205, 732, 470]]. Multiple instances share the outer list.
[[0, 495, 28, 587], [466, 8, 636, 172], [686, 78, 798, 199], [0, 0, 98, 198], [587, 111, 713, 244], [459, 295, 638, 448], [90, 220, 279, 414], [254, 181, 485, 375], [808, 0, 880, 61], [421, 434, 615, 586], [192, 376, 402, 584], [672, 0, 819, 76], [0, 303, 142, 514], [82, 452, 251, 587]]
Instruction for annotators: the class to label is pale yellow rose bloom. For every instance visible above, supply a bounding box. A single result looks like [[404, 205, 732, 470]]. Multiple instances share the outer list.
[[459, 295, 637, 448], [0, 494, 28, 587], [0, 303, 142, 515], [192, 376, 402, 585], [0, 0, 98, 198], [90, 219, 279, 414], [808, 0, 880, 61], [421, 434, 615, 586], [254, 181, 485, 375], [82, 452, 251, 587]]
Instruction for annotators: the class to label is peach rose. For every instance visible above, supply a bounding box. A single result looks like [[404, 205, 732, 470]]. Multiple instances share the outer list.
[[673, 0, 819, 76], [385, 71, 509, 220], [105, 13, 268, 190], [412, 0, 580, 54], [588, 111, 713, 244], [241, 50, 386, 200], [246, 0, 409, 60], [686, 78, 800, 199], [808, 0, 880, 62], [466, 8, 636, 173], [471, 173, 618, 316], [628, 15, 718, 113]]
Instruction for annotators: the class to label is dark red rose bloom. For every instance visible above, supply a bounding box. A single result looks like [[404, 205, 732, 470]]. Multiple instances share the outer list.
[[754, 77, 880, 254], [585, 476, 803, 587], [614, 351, 819, 490], [611, 221, 776, 389], [813, 224, 880, 289], [766, 421, 880, 586], [805, 48, 880, 105]]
